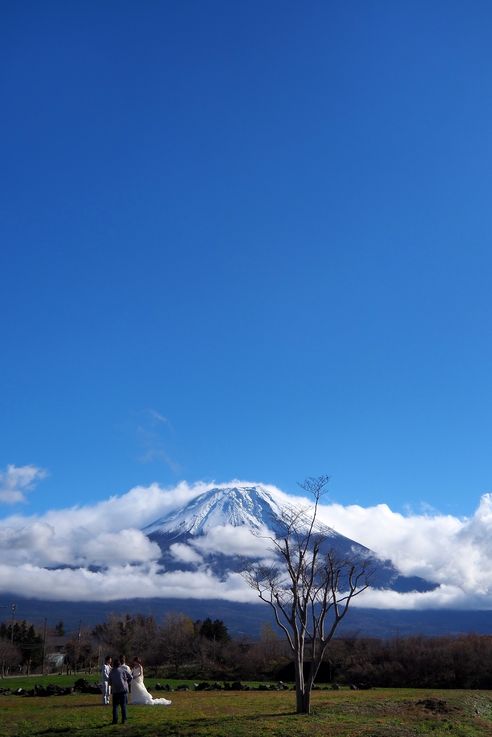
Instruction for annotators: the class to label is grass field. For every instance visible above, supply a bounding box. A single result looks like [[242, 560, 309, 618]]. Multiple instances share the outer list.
[[1, 677, 492, 737]]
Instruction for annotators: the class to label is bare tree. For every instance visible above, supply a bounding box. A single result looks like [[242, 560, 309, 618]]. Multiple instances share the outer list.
[[244, 476, 371, 714], [159, 613, 195, 675], [93, 614, 159, 665]]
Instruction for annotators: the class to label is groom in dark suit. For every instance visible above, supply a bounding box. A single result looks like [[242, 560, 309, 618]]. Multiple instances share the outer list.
[[108, 659, 132, 724]]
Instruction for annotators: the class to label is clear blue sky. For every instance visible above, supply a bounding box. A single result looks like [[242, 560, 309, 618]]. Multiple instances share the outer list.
[[2, 0, 492, 518]]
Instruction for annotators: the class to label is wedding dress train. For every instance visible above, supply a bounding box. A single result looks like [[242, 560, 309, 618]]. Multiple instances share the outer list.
[[131, 667, 172, 706]]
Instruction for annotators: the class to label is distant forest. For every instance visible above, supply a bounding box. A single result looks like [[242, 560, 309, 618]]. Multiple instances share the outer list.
[[2, 614, 492, 689]]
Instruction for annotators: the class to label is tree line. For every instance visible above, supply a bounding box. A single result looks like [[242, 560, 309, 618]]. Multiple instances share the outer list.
[[0, 621, 43, 676], [329, 632, 492, 689], [2, 613, 492, 688]]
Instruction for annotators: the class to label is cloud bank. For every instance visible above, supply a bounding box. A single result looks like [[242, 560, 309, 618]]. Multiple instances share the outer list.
[[1, 475, 492, 609]]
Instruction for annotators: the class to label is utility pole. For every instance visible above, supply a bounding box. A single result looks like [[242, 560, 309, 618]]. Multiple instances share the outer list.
[[10, 604, 16, 645], [76, 620, 82, 673], [42, 617, 48, 675]]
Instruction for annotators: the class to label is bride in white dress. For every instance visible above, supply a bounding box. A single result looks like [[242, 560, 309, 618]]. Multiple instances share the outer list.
[[131, 658, 172, 706]]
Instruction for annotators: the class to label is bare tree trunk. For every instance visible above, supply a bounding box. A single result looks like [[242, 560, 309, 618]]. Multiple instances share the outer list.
[[301, 689, 311, 714], [294, 656, 311, 714]]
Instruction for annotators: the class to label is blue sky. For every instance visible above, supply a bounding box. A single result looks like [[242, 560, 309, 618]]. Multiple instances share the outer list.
[[2, 0, 492, 520]]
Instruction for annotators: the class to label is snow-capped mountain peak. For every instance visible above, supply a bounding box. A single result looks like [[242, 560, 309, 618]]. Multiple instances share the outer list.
[[143, 485, 287, 536]]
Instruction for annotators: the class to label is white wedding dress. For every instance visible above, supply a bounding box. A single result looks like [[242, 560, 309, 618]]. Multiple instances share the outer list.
[[131, 666, 172, 706]]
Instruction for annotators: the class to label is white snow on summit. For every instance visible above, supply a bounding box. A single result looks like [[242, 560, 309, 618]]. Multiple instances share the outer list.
[[143, 484, 342, 543], [143, 485, 286, 536]]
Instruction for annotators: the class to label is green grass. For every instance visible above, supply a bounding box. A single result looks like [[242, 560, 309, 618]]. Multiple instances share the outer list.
[[1, 685, 492, 737]]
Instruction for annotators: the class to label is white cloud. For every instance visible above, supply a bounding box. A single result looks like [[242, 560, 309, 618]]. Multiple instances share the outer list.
[[79, 529, 161, 566], [0, 522, 161, 568], [0, 464, 48, 504], [0, 562, 257, 603], [349, 584, 472, 610], [0, 480, 223, 570], [314, 497, 479, 589], [0, 522, 64, 565], [169, 543, 204, 565], [2, 478, 492, 609], [190, 524, 272, 558], [136, 409, 179, 471], [147, 409, 170, 426]]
